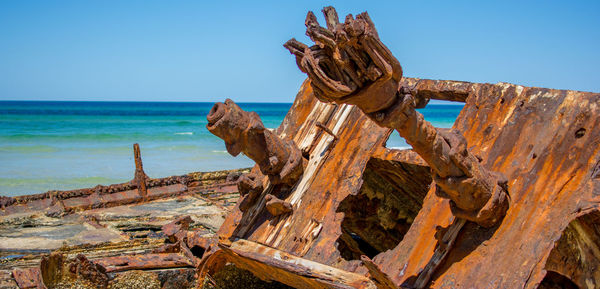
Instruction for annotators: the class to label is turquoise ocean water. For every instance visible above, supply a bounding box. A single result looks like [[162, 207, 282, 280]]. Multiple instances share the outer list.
[[0, 101, 462, 196]]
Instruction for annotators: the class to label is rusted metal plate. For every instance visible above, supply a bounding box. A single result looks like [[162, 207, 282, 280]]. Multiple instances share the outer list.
[[0, 198, 53, 216], [147, 184, 187, 198], [11, 268, 42, 289], [95, 253, 194, 273], [61, 192, 104, 211], [97, 189, 142, 207], [371, 81, 600, 288]]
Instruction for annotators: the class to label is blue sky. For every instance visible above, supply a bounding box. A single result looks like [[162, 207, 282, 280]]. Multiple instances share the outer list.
[[0, 1, 598, 102]]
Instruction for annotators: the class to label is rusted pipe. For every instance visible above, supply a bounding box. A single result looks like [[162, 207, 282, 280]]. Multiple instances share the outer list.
[[206, 99, 303, 187], [315, 121, 338, 141]]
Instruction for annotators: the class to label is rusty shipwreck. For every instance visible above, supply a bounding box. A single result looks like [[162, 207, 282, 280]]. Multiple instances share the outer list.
[[1, 6, 599, 289]]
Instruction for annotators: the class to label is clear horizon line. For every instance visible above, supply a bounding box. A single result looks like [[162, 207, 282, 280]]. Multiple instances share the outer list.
[[0, 99, 295, 104], [0, 99, 465, 105]]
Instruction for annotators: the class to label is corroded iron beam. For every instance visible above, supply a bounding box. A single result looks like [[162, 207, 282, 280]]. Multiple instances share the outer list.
[[215, 239, 378, 289], [206, 99, 304, 187], [133, 143, 148, 197]]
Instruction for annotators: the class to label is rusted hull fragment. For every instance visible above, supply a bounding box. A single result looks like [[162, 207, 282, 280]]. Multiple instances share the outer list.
[[95, 253, 195, 273], [207, 240, 377, 289], [206, 74, 599, 289]]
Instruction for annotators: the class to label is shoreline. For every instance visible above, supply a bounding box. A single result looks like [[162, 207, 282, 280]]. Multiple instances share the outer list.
[[0, 162, 248, 287]]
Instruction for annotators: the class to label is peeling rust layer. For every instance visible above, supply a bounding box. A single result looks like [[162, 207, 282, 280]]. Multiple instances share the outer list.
[[41, 252, 109, 288], [12, 267, 42, 289]]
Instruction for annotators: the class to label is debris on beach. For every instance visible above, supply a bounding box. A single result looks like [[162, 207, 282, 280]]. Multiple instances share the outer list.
[[0, 144, 247, 288]]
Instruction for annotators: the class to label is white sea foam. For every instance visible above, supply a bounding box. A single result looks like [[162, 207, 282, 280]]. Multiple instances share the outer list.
[[211, 150, 228, 153], [174, 132, 193, 135], [389, 146, 411, 150]]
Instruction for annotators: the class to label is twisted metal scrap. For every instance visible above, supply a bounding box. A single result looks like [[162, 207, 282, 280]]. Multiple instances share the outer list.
[[236, 172, 264, 212], [41, 253, 109, 289], [284, 7, 402, 114], [284, 7, 508, 228]]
